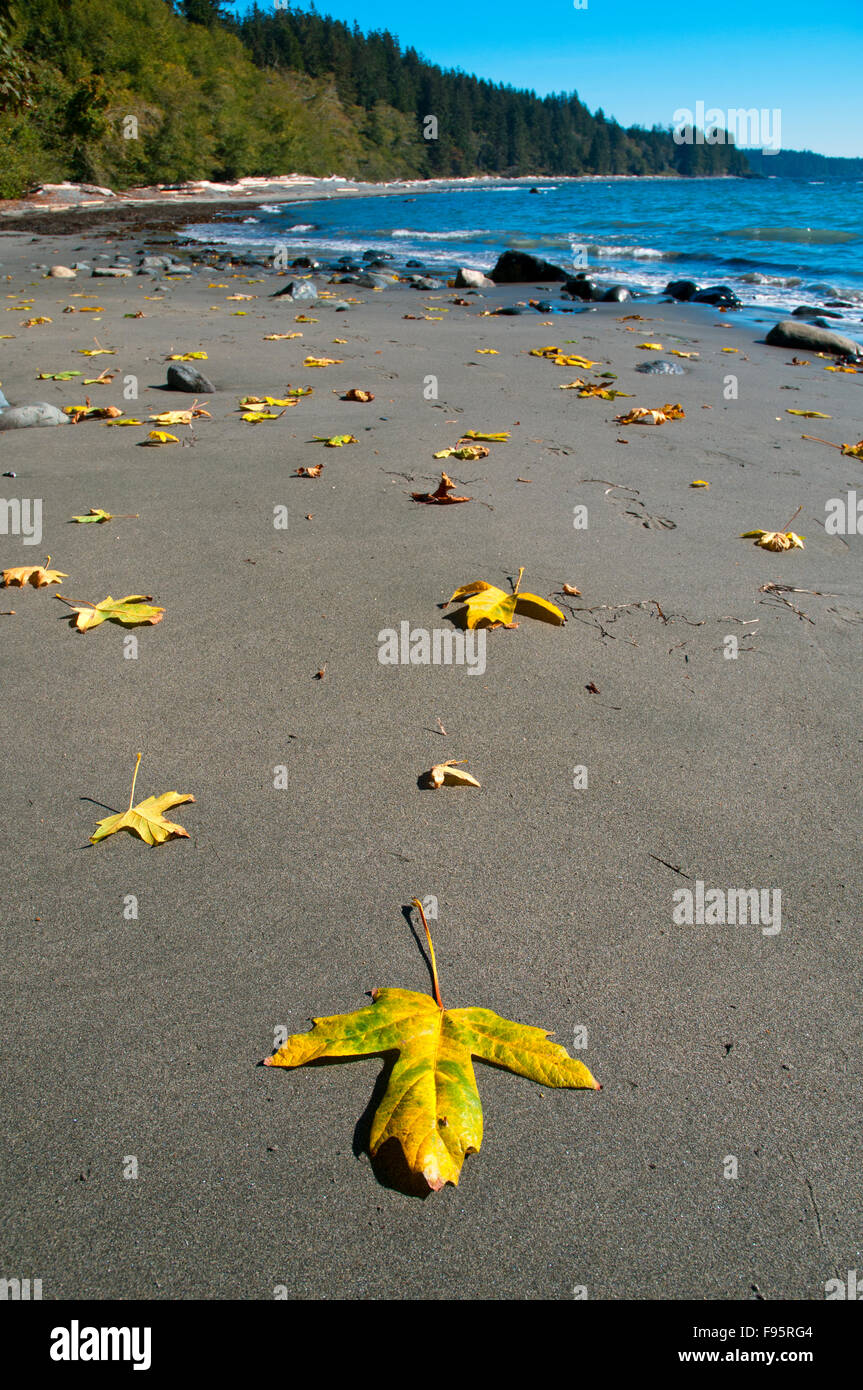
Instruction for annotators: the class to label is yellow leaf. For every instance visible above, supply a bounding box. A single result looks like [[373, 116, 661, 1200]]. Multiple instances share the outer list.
[[2, 558, 67, 588], [740, 530, 805, 551], [786, 409, 831, 418], [426, 760, 481, 789], [476, 348, 498, 354], [460, 430, 510, 442], [445, 569, 565, 629], [263, 333, 303, 340], [304, 356, 343, 367], [636, 342, 663, 350], [264, 901, 598, 1192], [690, 480, 709, 488], [90, 754, 193, 846], [240, 410, 286, 423], [56, 593, 165, 630], [311, 434, 357, 447], [143, 430, 180, 445]]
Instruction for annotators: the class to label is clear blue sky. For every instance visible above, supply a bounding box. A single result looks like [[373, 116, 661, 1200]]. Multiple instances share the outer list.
[[233, 0, 862, 157]]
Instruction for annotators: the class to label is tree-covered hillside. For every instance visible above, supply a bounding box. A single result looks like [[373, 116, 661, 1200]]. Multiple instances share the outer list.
[[0, 0, 752, 200]]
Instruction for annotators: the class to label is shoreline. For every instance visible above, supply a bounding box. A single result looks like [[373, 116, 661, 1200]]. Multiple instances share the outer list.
[[0, 171, 753, 235]]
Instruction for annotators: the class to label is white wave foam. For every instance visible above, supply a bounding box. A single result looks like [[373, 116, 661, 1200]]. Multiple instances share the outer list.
[[390, 228, 491, 240]]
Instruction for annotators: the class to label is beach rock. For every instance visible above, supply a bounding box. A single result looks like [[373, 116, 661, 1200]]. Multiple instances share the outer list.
[[355, 271, 392, 288], [563, 274, 596, 301], [74, 262, 91, 272], [0, 402, 69, 430], [602, 285, 631, 302], [330, 300, 353, 311], [531, 300, 552, 313], [492, 305, 525, 316], [270, 279, 318, 301], [49, 265, 76, 278], [665, 279, 698, 301], [166, 362, 215, 393], [765, 320, 862, 358], [455, 268, 494, 289], [140, 255, 171, 270], [691, 285, 741, 307], [792, 304, 842, 319], [490, 250, 568, 283], [409, 276, 443, 290], [405, 259, 423, 268], [165, 262, 192, 275], [92, 266, 133, 278], [0, 386, 10, 411], [635, 360, 684, 375], [290, 256, 320, 269], [363, 249, 393, 261]]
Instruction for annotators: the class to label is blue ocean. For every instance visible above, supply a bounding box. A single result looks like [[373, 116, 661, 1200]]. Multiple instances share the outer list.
[[186, 175, 863, 327]]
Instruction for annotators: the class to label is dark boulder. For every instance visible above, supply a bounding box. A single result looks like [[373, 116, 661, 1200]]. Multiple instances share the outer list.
[[691, 285, 741, 307], [563, 274, 597, 301], [765, 320, 862, 358], [166, 362, 216, 393], [602, 285, 631, 303], [792, 304, 842, 319], [665, 280, 698, 301], [490, 250, 568, 283]]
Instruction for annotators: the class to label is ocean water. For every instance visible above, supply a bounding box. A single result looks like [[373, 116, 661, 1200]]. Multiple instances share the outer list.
[[185, 175, 863, 327]]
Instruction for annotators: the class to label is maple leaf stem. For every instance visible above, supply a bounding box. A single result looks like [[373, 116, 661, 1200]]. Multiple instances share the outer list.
[[128, 752, 143, 811], [781, 504, 803, 533], [513, 566, 525, 595], [801, 434, 840, 450], [411, 898, 444, 1011]]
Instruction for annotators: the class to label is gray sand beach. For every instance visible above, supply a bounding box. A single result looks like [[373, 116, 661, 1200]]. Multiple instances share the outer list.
[[1, 224, 861, 1300]]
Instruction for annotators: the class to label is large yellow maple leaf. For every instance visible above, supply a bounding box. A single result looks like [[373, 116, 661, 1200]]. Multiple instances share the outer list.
[[266, 901, 598, 1191]]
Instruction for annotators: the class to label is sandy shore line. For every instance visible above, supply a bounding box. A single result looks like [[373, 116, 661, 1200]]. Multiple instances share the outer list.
[[1, 227, 861, 1299], [0, 174, 549, 235]]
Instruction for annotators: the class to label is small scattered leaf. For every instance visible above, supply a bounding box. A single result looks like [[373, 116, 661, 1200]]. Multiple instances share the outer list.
[[411, 472, 472, 505], [426, 760, 481, 789], [445, 569, 565, 630], [142, 430, 180, 445], [90, 754, 193, 846], [3, 557, 67, 588], [56, 593, 165, 630]]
